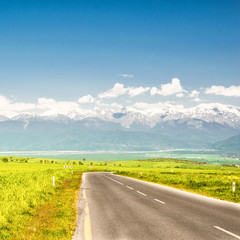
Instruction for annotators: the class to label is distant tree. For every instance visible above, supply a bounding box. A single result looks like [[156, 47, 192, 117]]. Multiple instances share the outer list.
[[2, 157, 8, 163]]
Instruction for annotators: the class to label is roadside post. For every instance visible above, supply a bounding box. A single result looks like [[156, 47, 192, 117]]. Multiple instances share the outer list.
[[233, 182, 235, 193], [53, 176, 55, 187]]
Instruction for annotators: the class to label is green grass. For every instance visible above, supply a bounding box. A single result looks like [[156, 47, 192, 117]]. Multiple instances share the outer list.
[[0, 160, 84, 240], [103, 159, 240, 203], [1, 156, 240, 239]]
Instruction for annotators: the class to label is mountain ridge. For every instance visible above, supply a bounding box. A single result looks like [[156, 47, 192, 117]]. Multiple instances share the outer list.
[[0, 103, 239, 151], [2, 102, 240, 129]]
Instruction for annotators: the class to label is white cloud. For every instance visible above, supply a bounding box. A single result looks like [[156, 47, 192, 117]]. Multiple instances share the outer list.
[[98, 83, 128, 99], [37, 98, 80, 116], [150, 78, 187, 96], [193, 97, 201, 102], [189, 90, 200, 98], [98, 83, 150, 99], [176, 93, 184, 98], [0, 95, 9, 106], [78, 94, 96, 103], [118, 73, 134, 78], [128, 86, 150, 97], [0, 95, 36, 117], [96, 101, 123, 110], [38, 98, 56, 106], [205, 85, 240, 97], [131, 101, 185, 115]]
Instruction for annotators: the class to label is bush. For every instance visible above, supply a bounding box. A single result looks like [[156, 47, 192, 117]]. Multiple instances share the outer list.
[[2, 158, 8, 163]]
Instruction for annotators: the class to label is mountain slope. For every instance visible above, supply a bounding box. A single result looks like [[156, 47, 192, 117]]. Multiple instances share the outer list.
[[212, 134, 240, 152], [0, 117, 239, 151], [0, 103, 240, 151]]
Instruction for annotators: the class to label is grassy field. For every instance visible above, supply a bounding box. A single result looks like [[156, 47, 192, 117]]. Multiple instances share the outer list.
[[105, 159, 240, 203], [0, 158, 84, 240], [1, 156, 239, 239]]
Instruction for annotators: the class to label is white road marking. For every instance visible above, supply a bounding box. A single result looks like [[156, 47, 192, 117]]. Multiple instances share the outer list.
[[83, 189, 92, 240], [154, 199, 165, 204], [126, 186, 133, 190], [137, 191, 147, 196], [214, 226, 240, 239], [105, 175, 124, 185]]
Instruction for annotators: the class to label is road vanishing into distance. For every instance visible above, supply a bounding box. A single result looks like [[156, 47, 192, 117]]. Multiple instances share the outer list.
[[74, 172, 240, 240]]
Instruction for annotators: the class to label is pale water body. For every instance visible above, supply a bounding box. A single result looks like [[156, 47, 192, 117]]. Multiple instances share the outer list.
[[1, 150, 239, 164], [0, 150, 188, 161]]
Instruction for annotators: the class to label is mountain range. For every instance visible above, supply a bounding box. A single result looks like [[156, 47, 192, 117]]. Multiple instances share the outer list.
[[0, 103, 240, 151], [212, 134, 240, 152]]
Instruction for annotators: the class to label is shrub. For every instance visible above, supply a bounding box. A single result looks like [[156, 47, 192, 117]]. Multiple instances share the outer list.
[[2, 157, 8, 163]]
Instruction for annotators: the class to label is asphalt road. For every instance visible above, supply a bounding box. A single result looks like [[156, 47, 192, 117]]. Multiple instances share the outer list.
[[74, 172, 240, 240]]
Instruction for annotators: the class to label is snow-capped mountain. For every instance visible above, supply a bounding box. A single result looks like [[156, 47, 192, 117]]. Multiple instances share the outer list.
[[0, 103, 239, 151], [6, 102, 240, 129]]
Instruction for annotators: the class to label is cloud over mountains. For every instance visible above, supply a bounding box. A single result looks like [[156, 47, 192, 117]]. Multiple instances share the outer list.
[[205, 85, 240, 97], [150, 78, 186, 96], [0, 78, 239, 120]]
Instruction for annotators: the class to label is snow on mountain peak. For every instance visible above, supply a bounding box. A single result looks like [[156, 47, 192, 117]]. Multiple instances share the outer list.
[[3, 102, 240, 129]]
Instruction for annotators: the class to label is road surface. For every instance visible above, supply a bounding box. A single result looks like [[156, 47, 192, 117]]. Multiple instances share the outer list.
[[74, 172, 240, 240]]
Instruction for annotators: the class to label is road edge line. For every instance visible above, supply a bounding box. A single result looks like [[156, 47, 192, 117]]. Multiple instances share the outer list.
[[83, 188, 92, 240], [214, 226, 240, 239]]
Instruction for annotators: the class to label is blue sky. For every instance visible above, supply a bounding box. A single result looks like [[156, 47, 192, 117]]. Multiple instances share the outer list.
[[0, 0, 239, 113]]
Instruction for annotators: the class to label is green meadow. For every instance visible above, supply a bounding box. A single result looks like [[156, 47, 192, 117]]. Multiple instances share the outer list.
[[105, 159, 240, 203], [0, 156, 239, 239], [0, 158, 84, 240]]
